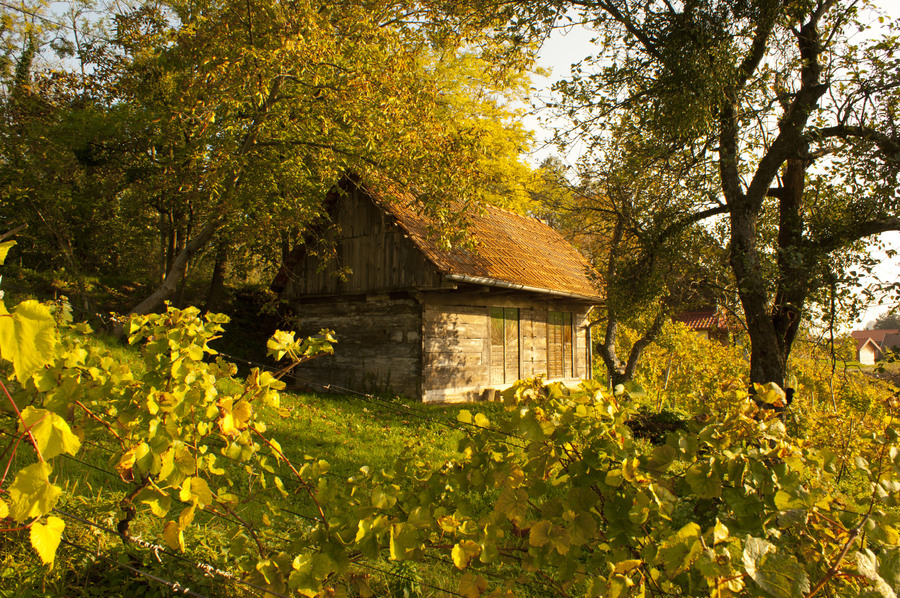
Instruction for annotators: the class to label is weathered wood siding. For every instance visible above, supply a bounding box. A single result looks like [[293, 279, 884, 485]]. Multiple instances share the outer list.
[[422, 302, 490, 402], [289, 295, 422, 398], [283, 189, 443, 298], [421, 292, 593, 402]]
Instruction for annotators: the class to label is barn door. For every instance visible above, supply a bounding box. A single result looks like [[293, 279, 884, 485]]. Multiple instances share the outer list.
[[490, 307, 520, 385], [548, 311, 573, 378]]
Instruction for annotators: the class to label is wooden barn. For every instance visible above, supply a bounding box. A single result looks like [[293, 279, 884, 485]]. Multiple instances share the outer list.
[[273, 176, 602, 402]]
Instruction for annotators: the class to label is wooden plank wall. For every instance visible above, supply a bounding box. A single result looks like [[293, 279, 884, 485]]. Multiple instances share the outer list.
[[422, 292, 594, 402], [285, 189, 442, 298], [289, 295, 422, 398], [422, 303, 491, 402]]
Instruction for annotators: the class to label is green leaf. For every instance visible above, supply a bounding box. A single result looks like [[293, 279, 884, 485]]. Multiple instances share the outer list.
[[8, 462, 62, 522], [685, 460, 722, 498], [645, 444, 676, 472], [0, 300, 58, 383], [458, 572, 487, 598], [135, 486, 172, 517], [529, 520, 552, 547], [30, 516, 65, 565], [657, 522, 702, 578], [19, 407, 81, 460], [494, 485, 528, 523], [389, 523, 418, 561], [742, 536, 810, 598], [290, 552, 333, 597]]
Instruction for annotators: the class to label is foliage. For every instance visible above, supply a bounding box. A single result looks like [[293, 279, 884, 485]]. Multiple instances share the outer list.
[[872, 310, 900, 331], [4, 239, 900, 596], [303, 377, 900, 597], [1, 230, 336, 572], [625, 321, 749, 417], [533, 129, 729, 386], [0, 0, 543, 315]]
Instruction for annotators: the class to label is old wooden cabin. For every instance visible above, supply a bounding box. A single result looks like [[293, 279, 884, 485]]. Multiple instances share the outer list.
[[274, 177, 602, 402]]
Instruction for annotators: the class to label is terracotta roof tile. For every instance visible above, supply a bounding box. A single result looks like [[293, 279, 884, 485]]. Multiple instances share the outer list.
[[675, 310, 732, 331], [364, 183, 602, 302]]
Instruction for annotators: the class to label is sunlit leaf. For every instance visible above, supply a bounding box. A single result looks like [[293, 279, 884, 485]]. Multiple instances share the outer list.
[[30, 516, 65, 565]]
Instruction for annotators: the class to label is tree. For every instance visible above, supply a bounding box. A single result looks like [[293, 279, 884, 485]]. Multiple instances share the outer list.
[[549, 0, 900, 387], [871, 309, 900, 330], [534, 127, 729, 386], [1, 0, 541, 317]]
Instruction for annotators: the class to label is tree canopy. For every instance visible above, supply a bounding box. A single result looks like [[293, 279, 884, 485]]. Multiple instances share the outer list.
[[0, 0, 542, 314], [547, 0, 900, 386]]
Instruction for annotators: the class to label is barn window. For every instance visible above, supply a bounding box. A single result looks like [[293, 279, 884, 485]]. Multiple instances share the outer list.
[[548, 311, 574, 378], [490, 307, 519, 385]]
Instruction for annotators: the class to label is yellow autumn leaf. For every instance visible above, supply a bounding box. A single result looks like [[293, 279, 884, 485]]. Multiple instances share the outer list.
[[162, 520, 185, 551], [0, 240, 15, 264], [232, 400, 253, 429], [451, 540, 481, 569], [0, 300, 58, 383], [116, 446, 138, 477], [30, 516, 65, 565], [8, 462, 62, 522]]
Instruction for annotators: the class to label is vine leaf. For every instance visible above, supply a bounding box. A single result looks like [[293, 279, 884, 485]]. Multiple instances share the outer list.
[[458, 571, 487, 598], [162, 520, 185, 552], [0, 240, 14, 264], [452, 540, 481, 569], [855, 549, 897, 598], [494, 486, 528, 524], [0, 300, 58, 383], [742, 536, 810, 598], [19, 407, 81, 460], [8, 462, 62, 522], [30, 516, 65, 565], [685, 460, 722, 498], [657, 522, 702, 578], [389, 522, 418, 561]]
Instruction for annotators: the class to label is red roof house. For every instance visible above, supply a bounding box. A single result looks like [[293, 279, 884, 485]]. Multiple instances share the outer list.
[[850, 329, 900, 365]]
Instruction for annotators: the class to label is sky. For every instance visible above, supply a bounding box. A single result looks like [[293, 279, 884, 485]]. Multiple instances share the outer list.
[[527, 11, 900, 328]]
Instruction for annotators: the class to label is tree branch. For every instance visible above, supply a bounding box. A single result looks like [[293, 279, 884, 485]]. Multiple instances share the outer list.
[[812, 124, 900, 159]]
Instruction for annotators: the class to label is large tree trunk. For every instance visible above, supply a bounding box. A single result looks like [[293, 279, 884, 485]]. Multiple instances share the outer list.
[[204, 243, 229, 313], [128, 219, 220, 317]]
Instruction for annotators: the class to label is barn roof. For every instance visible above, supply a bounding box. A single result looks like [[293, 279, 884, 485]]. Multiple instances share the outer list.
[[361, 180, 602, 302]]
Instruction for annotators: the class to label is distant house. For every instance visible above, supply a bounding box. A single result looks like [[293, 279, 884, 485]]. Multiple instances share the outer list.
[[273, 176, 602, 402], [850, 329, 900, 365], [674, 308, 734, 345]]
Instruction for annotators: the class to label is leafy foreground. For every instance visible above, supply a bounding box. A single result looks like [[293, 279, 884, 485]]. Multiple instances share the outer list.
[[0, 277, 899, 596]]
